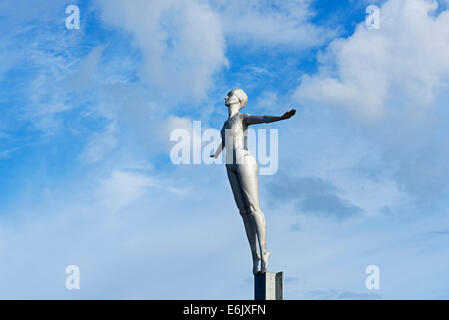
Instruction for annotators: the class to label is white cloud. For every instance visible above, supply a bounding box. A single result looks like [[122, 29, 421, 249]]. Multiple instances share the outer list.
[[98, 170, 154, 210], [295, 0, 449, 121], [293, 0, 449, 200], [97, 0, 228, 100], [213, 0, 334, 49]]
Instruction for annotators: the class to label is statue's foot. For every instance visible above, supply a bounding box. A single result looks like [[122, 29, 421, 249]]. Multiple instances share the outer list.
[[252, 255, 261, 276], [260, 251, 271, 273]]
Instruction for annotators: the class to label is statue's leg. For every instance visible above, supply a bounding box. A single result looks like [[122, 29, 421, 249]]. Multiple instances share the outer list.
[[236, 157, 271, 273], [226, 166, 260, 275]]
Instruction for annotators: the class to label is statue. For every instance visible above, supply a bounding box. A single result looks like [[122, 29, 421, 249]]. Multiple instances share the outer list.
[[211, 88, 296, 275]]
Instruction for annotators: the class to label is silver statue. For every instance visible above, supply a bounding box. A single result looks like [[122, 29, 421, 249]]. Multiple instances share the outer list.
[[212, 88, 296, 275]]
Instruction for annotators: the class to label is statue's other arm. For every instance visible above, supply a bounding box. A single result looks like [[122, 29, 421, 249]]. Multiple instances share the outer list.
[[242, 109, 296, 125], [211, 139, 225, 158]]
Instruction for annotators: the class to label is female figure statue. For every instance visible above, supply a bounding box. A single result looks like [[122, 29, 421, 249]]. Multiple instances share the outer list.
[[211, 88, 296, 275]]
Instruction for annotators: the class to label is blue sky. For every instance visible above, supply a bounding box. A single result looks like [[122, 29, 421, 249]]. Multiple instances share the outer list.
[[1, 0, 449, 299]]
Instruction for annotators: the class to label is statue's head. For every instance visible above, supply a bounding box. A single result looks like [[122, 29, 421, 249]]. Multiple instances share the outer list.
[[225, 88, 248, 109]]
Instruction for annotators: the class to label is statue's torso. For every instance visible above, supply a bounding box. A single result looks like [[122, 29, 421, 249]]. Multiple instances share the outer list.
[[221, 113, 256, 167]]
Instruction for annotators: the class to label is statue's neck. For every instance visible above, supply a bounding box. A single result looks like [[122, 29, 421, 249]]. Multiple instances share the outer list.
[[228, 104, 240, 119]]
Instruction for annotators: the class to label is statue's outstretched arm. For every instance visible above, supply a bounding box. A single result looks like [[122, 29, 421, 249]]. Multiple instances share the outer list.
[[243, 108, 296, 125], [211, 139, 224, 158]]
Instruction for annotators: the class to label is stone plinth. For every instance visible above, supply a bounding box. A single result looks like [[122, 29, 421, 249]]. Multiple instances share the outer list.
[[254, 272, 283, 300]]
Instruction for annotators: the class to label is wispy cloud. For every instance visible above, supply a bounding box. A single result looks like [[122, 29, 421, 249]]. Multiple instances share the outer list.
[[0, 147, 19, 159]]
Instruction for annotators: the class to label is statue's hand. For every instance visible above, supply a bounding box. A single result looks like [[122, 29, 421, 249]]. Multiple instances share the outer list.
[[281, 108, 296, 120]]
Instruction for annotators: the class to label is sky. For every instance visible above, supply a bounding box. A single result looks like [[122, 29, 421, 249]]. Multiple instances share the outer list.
[[1, 0, 449, 299]]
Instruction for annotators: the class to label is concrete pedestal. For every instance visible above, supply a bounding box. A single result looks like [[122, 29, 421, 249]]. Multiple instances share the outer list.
[[254, 272, 283, 300]]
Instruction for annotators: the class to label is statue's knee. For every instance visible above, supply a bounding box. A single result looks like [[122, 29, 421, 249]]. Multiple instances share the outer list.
[[248, 204, 260, 215], [239, 209, 249, 216]]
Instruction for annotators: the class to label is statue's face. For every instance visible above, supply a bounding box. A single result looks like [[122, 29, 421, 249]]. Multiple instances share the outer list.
[[225, 90, 239, 107]]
